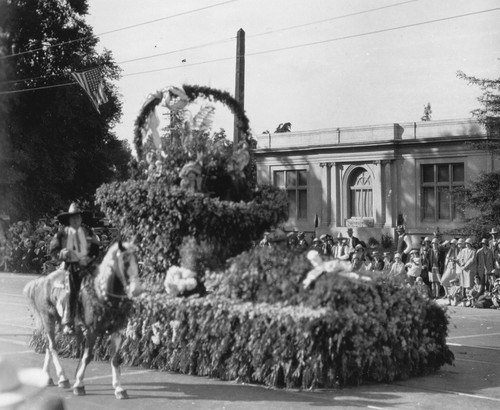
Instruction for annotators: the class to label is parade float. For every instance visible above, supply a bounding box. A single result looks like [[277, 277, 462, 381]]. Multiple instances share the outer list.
[[34, 85, 453, 389]]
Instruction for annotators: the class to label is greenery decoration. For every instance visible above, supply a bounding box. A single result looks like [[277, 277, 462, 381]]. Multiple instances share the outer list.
[[31, 248, 453, 389], [96, 181, 288, 286]]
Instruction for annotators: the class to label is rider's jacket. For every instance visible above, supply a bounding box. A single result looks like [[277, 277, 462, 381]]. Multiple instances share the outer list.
[[49, 224, 100, 268]]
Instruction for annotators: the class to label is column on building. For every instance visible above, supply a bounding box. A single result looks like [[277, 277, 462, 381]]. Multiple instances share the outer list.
[[373, 160, 385, 228], [319, 162, 332, 227], [331, 162, 340, 227], [383, 160, 395, 228]]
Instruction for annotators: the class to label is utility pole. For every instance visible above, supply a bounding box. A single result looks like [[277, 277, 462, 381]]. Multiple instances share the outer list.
[[233, 28, 245, 145]]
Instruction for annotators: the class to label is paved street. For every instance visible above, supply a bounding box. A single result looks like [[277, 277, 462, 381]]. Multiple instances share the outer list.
[[1, 271, 500, 410]]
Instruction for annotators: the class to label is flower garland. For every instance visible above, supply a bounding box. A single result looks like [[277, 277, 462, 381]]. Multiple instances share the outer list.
[[133, 84, 251, 160]]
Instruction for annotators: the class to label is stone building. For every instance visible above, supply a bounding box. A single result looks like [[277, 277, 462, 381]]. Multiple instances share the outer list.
[[255, 118, 499, 246]]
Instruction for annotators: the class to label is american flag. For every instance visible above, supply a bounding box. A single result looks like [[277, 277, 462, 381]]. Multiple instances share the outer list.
[[71, 68, 108, 112]]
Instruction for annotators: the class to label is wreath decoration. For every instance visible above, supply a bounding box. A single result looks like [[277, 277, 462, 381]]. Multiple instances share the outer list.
[[133, 84, 251, 160]]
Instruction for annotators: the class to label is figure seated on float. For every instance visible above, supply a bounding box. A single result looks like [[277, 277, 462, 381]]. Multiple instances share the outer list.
[[303, 250, 372, 289]]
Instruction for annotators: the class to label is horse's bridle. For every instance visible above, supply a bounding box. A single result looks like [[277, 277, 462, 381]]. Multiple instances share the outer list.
[[102, 243, 137, 301]]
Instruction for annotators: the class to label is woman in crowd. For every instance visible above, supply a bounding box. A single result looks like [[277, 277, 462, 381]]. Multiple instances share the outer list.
[[441, 238, 460, 299], [458, 238, 477, 299], [388, 252, 406, 282], [429, 238, 444, 299]]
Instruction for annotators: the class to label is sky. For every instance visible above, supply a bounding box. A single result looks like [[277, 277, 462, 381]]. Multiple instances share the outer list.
[[85, 0, 500, 146]]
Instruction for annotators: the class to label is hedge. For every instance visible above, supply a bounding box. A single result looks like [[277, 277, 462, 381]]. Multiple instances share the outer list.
[[95, 182, 288, 284], [116, 287, 452, 388]]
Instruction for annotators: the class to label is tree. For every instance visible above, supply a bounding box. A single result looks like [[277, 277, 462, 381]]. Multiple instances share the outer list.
[[455, 172, 500, 239], [455, 70, 500, 238], [457, 70, 500, 137], [0, 0, 130, 220]]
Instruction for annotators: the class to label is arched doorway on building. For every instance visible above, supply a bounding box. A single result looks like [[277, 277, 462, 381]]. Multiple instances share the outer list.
[[347, 167, 373, 219]]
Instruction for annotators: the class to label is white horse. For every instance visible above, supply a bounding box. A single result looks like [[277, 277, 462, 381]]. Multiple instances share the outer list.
[[24, 241, 142, 399]]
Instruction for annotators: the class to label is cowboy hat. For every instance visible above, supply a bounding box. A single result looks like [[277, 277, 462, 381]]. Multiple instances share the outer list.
[[0, 356, 48, 408], [490, 228, 499, 235], [179, 161, 202, 178], [56, 203, 84, 226]]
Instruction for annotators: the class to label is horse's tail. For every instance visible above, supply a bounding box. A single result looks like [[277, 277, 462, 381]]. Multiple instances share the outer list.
[[23, 277, 44, 331], [23, 278, 38, 303]]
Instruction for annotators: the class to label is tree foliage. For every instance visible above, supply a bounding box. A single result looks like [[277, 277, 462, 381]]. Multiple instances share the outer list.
[[457, 70, 500, 137], [455, 171, 500, 238], [455, 70, 500, 237], [0, 0, 131, 220]]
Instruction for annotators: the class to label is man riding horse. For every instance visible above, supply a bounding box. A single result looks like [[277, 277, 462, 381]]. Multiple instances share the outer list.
[[49, 203, 100, 334]]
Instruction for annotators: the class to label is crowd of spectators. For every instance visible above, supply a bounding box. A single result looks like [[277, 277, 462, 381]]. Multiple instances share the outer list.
[[0, 217, 116, 274], [259, 226, 500, 309]]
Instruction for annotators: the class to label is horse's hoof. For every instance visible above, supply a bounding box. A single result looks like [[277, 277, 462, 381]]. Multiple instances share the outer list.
[[73, 386, 86, 396], [47, 378, 55, 386], [115, 389, 129, 399], [58, 380, 70, 389]]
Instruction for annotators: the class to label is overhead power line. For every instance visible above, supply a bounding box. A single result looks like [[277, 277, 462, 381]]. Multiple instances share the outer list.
[[0, 0, 239, 61], [0, 36, 236, 87], [0, 0, 416, 88], [121, 7, 500, 77], [248, 0, 419, 39], [1, 6, 499, 96]]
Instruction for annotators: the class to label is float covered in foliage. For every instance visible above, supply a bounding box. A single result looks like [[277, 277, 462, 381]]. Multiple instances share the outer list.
[[31, 84, 453, 390]]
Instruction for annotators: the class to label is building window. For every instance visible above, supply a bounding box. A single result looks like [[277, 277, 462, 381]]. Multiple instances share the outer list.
[[421, 163, 464, 221], [274, 170, 307, 219], [349, 167, 373, 218]]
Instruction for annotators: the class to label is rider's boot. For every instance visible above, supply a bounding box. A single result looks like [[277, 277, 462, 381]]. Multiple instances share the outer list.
[[62, 299, 75, 335]]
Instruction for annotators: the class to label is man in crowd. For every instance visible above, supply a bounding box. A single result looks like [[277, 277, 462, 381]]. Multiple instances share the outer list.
[[332, 233, 350, 260], [346, 228, 360, 260], [489, 228, 499, 251], [297, 232, 309, 252], [420, 237, 432, 287], [396, 225, 411, 264], [476, 238, 494, 293]]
